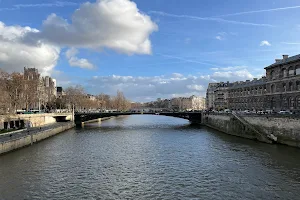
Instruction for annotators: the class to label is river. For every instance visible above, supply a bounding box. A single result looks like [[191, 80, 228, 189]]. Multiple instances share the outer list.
[[1, 115, 300, 200]]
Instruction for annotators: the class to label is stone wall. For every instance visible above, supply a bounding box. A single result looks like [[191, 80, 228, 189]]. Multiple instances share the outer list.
[[243, 116, 300, 147], [0, 113, 72, 129], [0, 122, 74, 155], [203, 113, 258, 140], [203, 113, 300, 147]]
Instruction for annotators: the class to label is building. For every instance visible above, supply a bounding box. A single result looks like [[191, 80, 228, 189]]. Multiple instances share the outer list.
[[56, 87, 65, 99], [264, 54, 300, 111], [228, 78, 266, 111], [87, 94, 96, 101], [206, 82, 231, 110], [206, 83, 218, 110], [206, 53, 300, 112], [170, 96, 206, 111]]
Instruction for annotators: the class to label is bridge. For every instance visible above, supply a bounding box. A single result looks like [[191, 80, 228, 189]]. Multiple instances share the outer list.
[[74, 112, 203, 127]]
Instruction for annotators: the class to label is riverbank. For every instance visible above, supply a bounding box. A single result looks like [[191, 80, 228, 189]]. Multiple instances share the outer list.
[[202, 113, 300, 148], [0, 122, 75, 155], [0, 116, 117, 155]]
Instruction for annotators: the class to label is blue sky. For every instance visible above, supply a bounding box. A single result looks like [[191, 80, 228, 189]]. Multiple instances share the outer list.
[[0, 0, 300, 101]]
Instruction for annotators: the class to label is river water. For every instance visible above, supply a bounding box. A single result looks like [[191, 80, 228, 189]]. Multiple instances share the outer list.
[[1, 115, 300, 200]]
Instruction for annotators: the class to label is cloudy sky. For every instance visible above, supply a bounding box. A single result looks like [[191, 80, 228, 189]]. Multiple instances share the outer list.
[[0, 0, 300, 101]]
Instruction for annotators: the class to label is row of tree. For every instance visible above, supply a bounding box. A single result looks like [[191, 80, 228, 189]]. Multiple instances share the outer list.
[[0, 70, 40, 114], [0, 69, 132, 114], [58, 85, 132, 112]]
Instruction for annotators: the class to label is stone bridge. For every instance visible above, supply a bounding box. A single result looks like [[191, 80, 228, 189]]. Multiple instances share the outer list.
[[74, 112, 203, 127]]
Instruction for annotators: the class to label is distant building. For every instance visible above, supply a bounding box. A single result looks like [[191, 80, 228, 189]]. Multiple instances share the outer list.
[[56, 87, 65, 99], [206, 83, 218, 110], [87, 94, 96, 101], [206, 82, 231, 110], [206, 53, 300, 112]]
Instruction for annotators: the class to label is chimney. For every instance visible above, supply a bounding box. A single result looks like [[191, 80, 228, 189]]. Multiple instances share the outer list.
[[282, 55, 289, 60], [275, 59, 282, 63]]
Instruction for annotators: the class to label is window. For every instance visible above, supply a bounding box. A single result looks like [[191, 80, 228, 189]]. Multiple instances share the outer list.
[[271, 84, 276, 93], [270, 70, 275, 79], [296, 66, 300, 75], [297, 97, 300, 109], [288, 66, 294, 76], [282, 68, 287, 78], [289, 82, 293, 91], [289, 97, 295, 109], [282, 83, 286, 92]]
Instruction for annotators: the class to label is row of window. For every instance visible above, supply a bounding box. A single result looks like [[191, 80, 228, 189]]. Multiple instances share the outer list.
[[270, 81, 300, 93], [270, 66, 300, 79]]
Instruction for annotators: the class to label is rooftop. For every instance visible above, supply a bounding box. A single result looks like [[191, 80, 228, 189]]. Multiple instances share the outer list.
[[265, 54, 300, 69], [230, 78, 266, 89]]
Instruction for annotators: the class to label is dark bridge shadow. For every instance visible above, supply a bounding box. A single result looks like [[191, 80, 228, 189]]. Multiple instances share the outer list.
[[74, 112, 203, 127]]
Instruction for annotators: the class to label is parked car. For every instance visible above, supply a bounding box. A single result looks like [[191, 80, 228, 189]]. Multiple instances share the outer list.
[[224, 109, 231, 113], [243, 110, 250, 114], [278, 110, 292, 114]]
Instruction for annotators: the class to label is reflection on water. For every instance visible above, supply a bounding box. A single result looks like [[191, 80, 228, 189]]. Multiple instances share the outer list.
[[1, 115, 300, 200]]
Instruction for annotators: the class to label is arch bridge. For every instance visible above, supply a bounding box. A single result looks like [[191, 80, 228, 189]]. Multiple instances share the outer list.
[[74, 112, 203, 127]]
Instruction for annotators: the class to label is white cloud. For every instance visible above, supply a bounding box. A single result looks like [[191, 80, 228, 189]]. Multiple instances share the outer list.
[[215, 32, 237, 40], [172, 73, 183, 78], [260, 40, 271, 46], [68, 56, 95, 70], [0, 22, 60, 75], [25, 0, 158, 55], [65, 48, 95, 69], [216, 36, 223, 40], [186, 84, 204, 91], [211, 69, 254, 81], [85, 69, 256, 101]]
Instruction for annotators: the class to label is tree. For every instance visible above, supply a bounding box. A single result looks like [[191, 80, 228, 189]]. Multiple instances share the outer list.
[[65, 85, 85, 111], [112, 90, 131, 111], [5, 72, 25, 112], [0, 70, 10, 114]]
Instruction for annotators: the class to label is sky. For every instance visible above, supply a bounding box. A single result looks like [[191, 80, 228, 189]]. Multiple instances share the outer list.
[[0, 0, 300, 102]]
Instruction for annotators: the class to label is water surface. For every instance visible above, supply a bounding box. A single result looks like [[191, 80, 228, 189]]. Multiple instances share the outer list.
[[1, 115, 300, 200]]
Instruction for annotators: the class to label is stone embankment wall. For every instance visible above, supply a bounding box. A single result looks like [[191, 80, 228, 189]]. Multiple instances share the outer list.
[[203, 113, 300, 148], [0, 122, 74, 155], [203, 114, 258, 140], [0, 113, 72, 129], [243, 116, 300, 147]]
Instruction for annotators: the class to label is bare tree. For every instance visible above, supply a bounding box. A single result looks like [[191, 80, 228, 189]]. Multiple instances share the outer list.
[[5, 72, 25, 112], [0, 70, 11, 114], [65, 85, 86, 111]]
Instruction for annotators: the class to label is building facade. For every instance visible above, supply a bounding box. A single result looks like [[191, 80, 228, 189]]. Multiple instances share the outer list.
[[206, 82, 231, 110], [264, 54, 300, 111], [207, 54, 300, 112], [143, 96, 206, 111]]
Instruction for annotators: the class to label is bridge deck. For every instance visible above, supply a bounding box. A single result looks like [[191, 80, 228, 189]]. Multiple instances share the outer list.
[[74, 112, 203, 127]]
